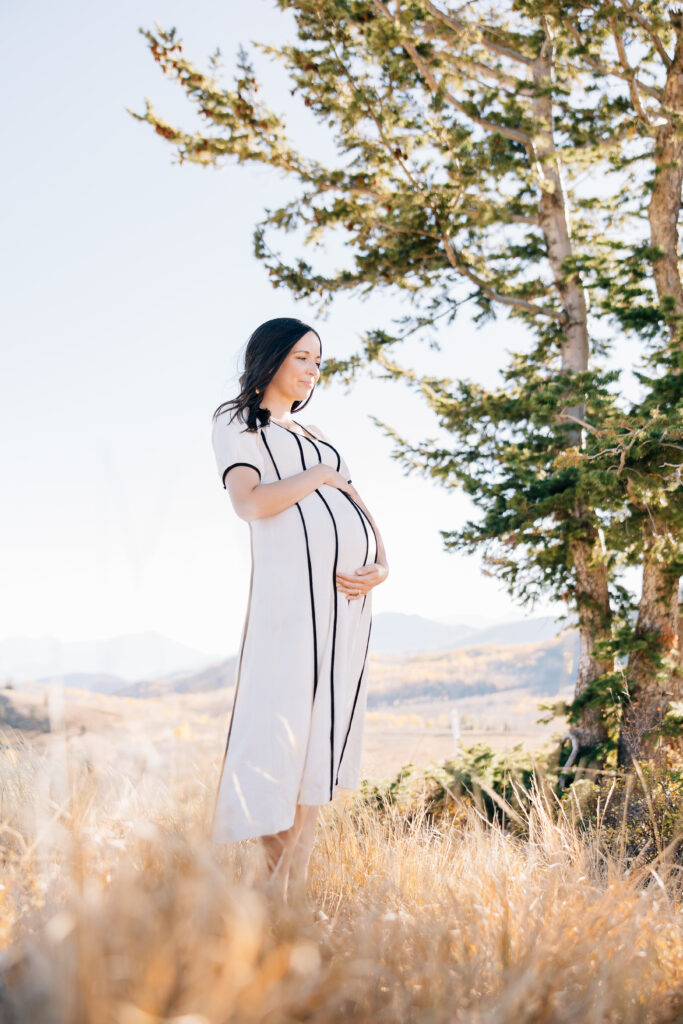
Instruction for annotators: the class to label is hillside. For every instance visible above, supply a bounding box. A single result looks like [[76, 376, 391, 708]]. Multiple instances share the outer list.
[[115, 656, 239, 698], [0, 629, 579, 784], [4, 629, 581, 706], [370, 611, 574, 653], [368, 631, 579, 706], [113, 629, 579, 704], [1, 613, 574, 695]]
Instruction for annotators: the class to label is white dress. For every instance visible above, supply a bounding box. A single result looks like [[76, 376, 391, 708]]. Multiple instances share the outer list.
[[210, 409, 377, 843]]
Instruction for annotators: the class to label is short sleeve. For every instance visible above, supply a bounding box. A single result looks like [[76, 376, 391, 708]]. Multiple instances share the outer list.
[[211, 412, 265, 489]]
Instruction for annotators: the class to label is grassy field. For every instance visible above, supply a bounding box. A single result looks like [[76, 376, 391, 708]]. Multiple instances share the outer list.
[[1, 674, 570, 780], [0, 682, 682, 1022]]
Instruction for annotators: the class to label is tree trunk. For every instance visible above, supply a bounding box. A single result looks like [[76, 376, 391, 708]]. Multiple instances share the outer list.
[[647, 24, 683, 328], [618, 519, 682, 766], [568, 527, 614, 749], [619, 18, 683, 764], [531, 41, 611, 751]]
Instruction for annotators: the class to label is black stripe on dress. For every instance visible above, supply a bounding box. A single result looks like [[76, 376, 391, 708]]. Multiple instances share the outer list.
[[341, 493, 379, 614], [222, 462, 262, 488], [335, 614, 373, 786], [344, 494, 378, 560], [261, 432, 320, 702], [291, 425, 377, 621], [211, 522, 255, 832], [337, 492, 369, 560], [316, 484, 339, 800], [298, 432, 322, 462], [287, 429, 339, 801], [292, 423, 376, 564], [293, 419, 341, 470]]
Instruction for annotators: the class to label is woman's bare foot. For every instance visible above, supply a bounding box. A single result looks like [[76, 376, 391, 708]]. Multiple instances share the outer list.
[[261, 830, 291, 902], [286, 804, 319, 904], [260, 804, 320, 908]]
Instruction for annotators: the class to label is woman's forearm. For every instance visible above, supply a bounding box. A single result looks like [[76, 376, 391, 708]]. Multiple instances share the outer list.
[[239, 464, 328, 521]]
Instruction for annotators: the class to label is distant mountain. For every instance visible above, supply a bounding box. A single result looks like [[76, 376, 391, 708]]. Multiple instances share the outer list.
[[0, 632, 216, 685], [460, 615, 576, 648], [5, 622, 581, 712], [30, 672, 129, 696], [115, 657, 238, 699], [368, 630, 580, 706], [30, 659, 240, 701], [0, 612, 577, 699], [369, 613, 476, 654], [369, 611, 574, 654], [113, 628, 580, 705]]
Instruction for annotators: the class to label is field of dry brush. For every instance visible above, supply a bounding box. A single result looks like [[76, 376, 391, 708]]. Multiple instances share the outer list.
[[0, 722, 681, 1024]]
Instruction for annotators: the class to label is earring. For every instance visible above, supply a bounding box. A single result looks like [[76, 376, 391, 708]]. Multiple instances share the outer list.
[[255, 388, 260, 394]]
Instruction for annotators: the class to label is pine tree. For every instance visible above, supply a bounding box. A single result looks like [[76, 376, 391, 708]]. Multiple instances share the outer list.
[[128, 0, 681, 767], [555, 2, 683, 764]]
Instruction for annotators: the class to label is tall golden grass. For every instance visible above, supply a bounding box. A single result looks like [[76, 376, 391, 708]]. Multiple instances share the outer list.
[[0, 730, 682, 1023]]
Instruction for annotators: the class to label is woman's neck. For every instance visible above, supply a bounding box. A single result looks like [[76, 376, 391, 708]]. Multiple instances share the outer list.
[[259, 391, 294, 423]]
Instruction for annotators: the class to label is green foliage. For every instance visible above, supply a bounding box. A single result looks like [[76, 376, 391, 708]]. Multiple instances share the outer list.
[[563, 747, 683, 866], [132, 1, 682, 752], [130, 4, 682, 559], [367, 353, 632, 608], [356, 741, 558, 834], [660, 701, 683, 739], [355, 740, 683, 864]]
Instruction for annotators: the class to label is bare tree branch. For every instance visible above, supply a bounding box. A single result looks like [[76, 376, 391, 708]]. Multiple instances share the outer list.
[[616, 0, 672, 68], [441, 232, 560, 319], [423, 0, 534, 66], [563, 17, 664, 104], [311, 5, 424, 192], [371, 0, 534, 146], [429, 44, 535, 96], [610, 17, 658, 128], [558, 409, 602, 436]]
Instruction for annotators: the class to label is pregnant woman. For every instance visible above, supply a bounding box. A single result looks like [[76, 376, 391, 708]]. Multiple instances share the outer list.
[[210, 317, 389, 907]]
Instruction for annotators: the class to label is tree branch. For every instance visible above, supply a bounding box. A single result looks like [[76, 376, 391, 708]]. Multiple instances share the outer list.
[[557, 409, 602, 436], [423, 0, 534, 66], [615, 0, 672, 68], [431, 47, 535, 97], [371, 0, 534, 147], [563, 17, 664, 105], [610, 17, 657, 128], [319, 6, 423, 192], [441, 232, 561, 320]]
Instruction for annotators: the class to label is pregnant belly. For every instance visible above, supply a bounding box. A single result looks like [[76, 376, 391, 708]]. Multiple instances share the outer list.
[[305, 485, 377, 573], [326, 486, 376, 571]]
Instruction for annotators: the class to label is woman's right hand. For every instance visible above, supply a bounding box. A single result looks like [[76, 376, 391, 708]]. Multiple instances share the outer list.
[[316, 464, 356, 496]]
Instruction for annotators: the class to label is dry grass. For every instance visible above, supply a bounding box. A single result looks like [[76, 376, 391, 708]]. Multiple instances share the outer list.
[[0, 729, 682, 1024]]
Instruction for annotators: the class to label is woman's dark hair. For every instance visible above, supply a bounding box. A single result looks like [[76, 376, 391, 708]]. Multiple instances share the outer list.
[[213, 317, 322, 431]]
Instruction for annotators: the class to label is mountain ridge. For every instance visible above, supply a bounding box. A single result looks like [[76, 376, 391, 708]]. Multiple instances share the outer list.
[[3, 612, 577, 698]]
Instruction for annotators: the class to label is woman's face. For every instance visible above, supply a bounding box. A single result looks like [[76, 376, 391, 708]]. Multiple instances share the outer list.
[[272, 330, 321, 401]]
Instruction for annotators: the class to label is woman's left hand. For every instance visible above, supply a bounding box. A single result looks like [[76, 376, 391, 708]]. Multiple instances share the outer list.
[[336, 562, 389, 600]]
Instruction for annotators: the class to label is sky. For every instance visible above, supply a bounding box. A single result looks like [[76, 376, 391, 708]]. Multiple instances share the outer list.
[[3, 0, 638, 661]]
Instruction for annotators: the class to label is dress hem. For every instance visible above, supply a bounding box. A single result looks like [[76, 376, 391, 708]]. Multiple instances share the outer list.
[[211, 779, 361, 844]]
